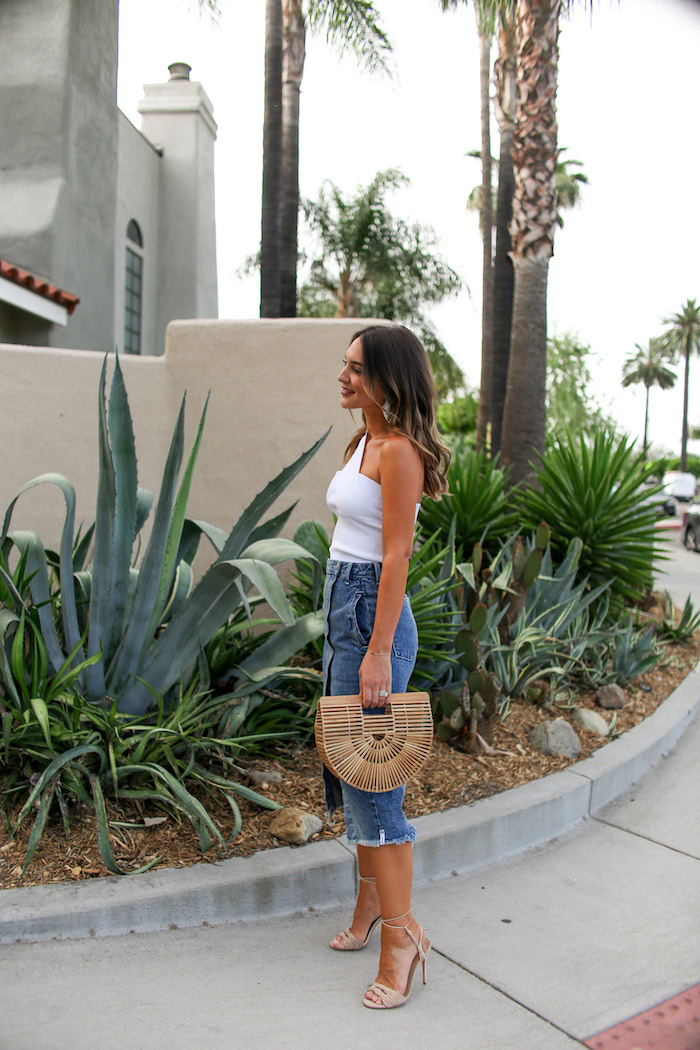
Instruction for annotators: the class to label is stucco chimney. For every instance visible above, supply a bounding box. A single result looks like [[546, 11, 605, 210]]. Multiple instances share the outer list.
[[137, 63, 218, 333], [168, 62, 192, 81]]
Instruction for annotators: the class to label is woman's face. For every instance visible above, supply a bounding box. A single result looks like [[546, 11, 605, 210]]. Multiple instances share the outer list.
[[338, 338, 380, 412]]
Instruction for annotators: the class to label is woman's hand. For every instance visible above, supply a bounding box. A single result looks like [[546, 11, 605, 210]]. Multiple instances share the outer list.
[[359, 650, 392, 708]]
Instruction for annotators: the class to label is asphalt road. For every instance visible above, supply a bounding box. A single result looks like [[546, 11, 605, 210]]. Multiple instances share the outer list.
[[654, 524, 700, 609]]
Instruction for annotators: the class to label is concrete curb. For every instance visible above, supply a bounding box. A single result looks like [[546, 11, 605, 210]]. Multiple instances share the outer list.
[[2, 669, 698, 944]]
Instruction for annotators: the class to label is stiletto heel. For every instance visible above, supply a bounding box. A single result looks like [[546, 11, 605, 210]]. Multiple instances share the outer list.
[[330, 876, 381, 951], [363, 910, 431, 1009]]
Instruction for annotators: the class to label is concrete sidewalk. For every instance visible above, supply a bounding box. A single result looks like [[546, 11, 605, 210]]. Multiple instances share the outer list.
[[1, 667, 699, 1048]]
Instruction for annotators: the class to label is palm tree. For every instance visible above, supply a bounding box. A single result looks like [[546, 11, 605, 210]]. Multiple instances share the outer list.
[[299, 169, 464, 398], [467, 150, 587, 230], [491, 3, 517, 458], [440, 0, 503, 451], [473, 1, 497, 451], [662, 299, 700, 470], [468, 146, 588, 443], [621, 338, 676, 455], [280, 0, 306, 318], [278, 1, 391, 317], [471, 2, 498, 450], [468, 143, 587, 451], [553, 151, 588, 226], [260, 0, 284, 317], [205, 0, 391, 318], [499, 0, 562, 488]]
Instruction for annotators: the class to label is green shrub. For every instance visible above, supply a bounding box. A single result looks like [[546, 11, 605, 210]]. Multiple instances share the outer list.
[[520, 428, 663, 605], [2, 684, 294, 875], [418, 440, 519, 561], [406, 526, 461, 690], [437, 393, 478, 437]]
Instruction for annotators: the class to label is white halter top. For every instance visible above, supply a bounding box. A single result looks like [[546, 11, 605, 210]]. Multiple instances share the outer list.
[[326, 433, 420, 563]]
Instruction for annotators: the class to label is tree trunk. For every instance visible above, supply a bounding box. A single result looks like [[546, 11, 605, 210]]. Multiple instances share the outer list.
[[680, 348, 690, 471], [500, 0, 561, 488], [491, 9, 516, 457], [280, 0, 305, 318], [643, 384, 650, 453], [475, 20, 494, 452], [501, 255, 549, 483], [260, 0, 283, 318]]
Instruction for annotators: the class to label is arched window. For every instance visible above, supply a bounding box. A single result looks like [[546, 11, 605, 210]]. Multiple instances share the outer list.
[[124, 220, 143, 354]]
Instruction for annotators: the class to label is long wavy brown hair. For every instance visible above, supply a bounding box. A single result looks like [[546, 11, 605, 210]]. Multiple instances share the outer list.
[[343, 325, 450, 499]]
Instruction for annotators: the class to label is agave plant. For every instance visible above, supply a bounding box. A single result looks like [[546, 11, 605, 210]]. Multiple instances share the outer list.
[[1, 355, 326, 716], [520, 428, 664, 605], [451, 531, 614, 699], [0, 355, 328, 872], [658, 593, 700, 643], [417, 440, 519, 561], [610, 615, 663, 683]]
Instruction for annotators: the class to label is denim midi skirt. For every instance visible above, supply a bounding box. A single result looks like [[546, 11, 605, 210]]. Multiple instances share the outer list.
[[321, 559, 419, 847]]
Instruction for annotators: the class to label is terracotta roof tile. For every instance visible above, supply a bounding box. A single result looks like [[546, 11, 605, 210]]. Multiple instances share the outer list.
[[0, 259, 80, 315]]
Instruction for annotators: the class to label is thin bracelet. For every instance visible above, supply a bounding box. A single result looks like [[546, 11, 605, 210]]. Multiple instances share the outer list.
[[369, 650, 389, 656]]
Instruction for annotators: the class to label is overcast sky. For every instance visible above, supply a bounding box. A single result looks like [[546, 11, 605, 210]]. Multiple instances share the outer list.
[[117, 0, 700, 459]]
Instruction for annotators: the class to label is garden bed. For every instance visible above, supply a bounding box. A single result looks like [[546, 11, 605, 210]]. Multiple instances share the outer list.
[[2, 624, 697, 892]]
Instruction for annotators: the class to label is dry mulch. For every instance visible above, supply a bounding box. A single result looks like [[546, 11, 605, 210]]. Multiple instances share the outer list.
[[2, 611, 698, 892]]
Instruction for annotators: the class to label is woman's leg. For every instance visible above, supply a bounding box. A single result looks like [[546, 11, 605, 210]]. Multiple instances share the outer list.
[[365, 842, 429, 1004], [329, 845, 380, 948]]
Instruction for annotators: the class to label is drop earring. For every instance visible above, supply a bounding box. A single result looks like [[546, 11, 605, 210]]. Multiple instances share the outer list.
[[382, 400, 391, 422]]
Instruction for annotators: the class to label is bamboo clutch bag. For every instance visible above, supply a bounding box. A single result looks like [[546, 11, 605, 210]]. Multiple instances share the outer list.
[[315, 692, 433, 793]]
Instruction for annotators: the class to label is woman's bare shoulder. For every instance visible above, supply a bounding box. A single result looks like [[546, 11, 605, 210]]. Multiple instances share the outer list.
[[381, 432, 420, 457], [379, 433, 423, 479]]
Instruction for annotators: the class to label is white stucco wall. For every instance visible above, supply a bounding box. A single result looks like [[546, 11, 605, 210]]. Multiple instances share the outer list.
[[115, 111, 162, 356], [0, 320, 365, 559], [0, 0, 119, 354]]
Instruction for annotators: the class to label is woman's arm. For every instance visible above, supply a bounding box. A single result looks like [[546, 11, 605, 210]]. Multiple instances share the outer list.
[[359, 435, 423, 707]]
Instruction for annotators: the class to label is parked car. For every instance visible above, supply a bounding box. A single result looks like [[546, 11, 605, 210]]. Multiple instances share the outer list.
[[662, 471, 697, 502], [681, 503, 700, 551], [639, 480, 677, 517]]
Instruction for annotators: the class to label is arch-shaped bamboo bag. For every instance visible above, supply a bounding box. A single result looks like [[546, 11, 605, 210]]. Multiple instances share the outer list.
[[315, 692, 433, 792]]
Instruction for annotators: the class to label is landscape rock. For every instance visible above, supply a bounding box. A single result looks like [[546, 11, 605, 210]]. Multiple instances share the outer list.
[[571, 708, 610, 736], [596, 683, 627, 709], [247, 769, 285, 787], [269, 807, 322, 845], [529, 718, 581, 759]]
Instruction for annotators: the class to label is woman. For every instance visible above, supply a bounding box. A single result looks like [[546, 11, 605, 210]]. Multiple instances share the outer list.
[[322, 324, 450, 1009]]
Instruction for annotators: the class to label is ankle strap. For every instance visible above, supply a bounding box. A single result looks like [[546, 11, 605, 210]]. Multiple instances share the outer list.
[[381, 913, 427, 961], [382, 908, 411, 928]]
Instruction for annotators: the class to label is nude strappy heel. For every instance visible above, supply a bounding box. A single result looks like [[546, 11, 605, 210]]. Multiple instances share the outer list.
[[330, 876, 381, 951], [363, 910, 430, 1009]]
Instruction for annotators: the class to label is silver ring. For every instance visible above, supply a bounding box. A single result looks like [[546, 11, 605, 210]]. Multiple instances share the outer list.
[[378, 689, 388, 698]]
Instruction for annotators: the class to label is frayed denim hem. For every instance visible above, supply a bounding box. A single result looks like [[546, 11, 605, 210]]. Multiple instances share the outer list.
[[349, 833, 417, 848]]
